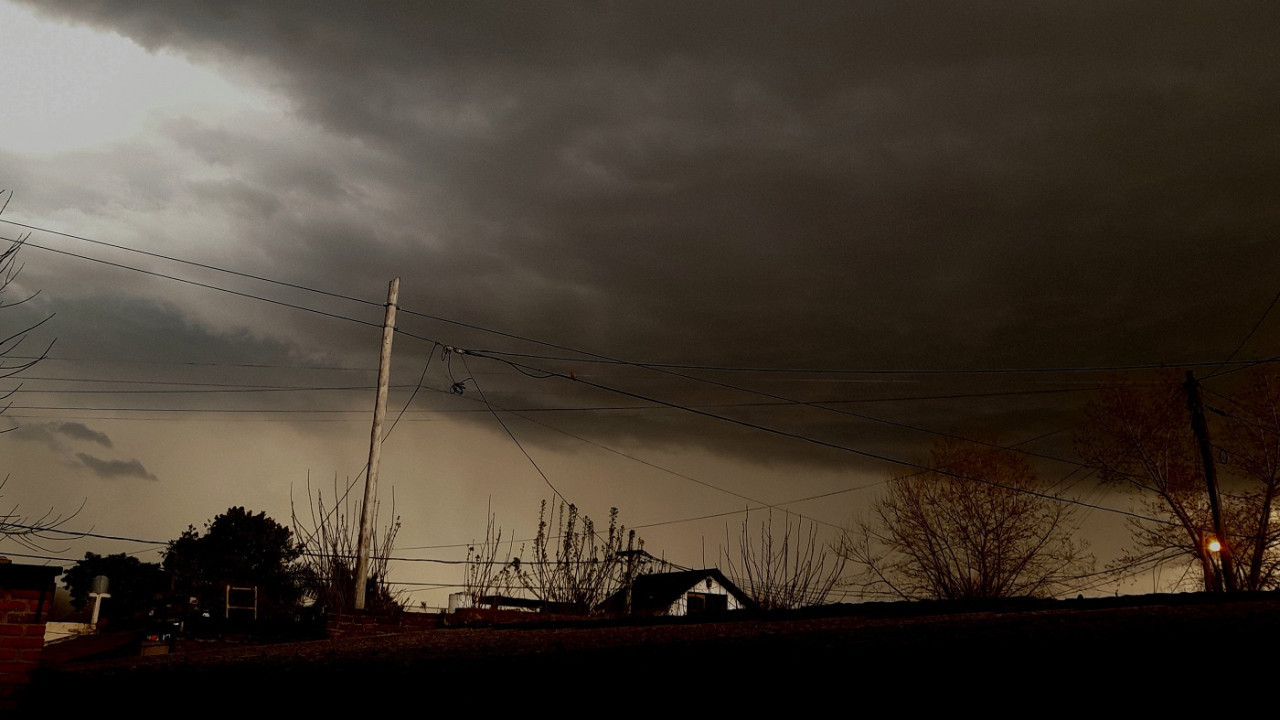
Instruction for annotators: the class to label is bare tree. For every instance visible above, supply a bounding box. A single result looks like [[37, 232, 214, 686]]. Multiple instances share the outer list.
[[0, 193, 75, 546], [1077, 377, 1231, 591], [843, 437, 1092, 600], [1217, 369, 1280, 590], [723, 509, 845, 610], [291, 475, 402, 614], [1078, 372, 1280, 591]]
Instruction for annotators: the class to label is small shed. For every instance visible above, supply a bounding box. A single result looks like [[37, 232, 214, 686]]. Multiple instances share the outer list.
[[603, 569, 755, 617]]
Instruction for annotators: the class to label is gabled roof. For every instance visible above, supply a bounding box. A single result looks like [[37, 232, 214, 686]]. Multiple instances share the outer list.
[[601, 569, 756, 615]]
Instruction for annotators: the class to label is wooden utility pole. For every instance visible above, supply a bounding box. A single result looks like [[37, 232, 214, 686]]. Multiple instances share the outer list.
[[355, 277, 400, 610], [1184, 370, 1238, 592]]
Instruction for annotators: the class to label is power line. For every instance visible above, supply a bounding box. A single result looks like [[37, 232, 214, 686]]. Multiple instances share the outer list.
[[1202, 387, 1280, 438], [0, 380, 1151, 412], [0, 521, 166, 545], [8, 385, 395, 395], [293, 342, 441, 552], [437, 380, 792, 524], [5, 220, 469, 356], [8, 355, 378, 372], [614, 351, 1101, 475], [0, 550, 83, 564], [0, 217, 383, 311], [0, 216, 1183, 563], [9, 218, 1267, 379], [1, 232, 381, 329], [461, 349, 1169, 527], [1204, 282, 1280, 380], [3, 405, 404, 414], [6, 224, 461, 351], [14, 374, 383, 388], [655, 423, 1089, 525], [2, 414, 426, 423], [468, 346, 1278, 377], [457, 352, 567, 504]]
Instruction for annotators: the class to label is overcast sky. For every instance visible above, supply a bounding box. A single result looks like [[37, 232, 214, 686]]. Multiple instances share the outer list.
[[2, 1, 1278, 604]]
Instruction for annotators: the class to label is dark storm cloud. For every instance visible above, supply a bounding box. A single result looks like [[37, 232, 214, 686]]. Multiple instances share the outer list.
[[9, 422, 155, 480], [74, 453, 158, 481], [30, 294, 387, 419], [54, 422, 112, 446], [17, 1, 1280, 465], [11, 421, 112, 450], [49, 295, 311, 368], [37, 0, 1270, 362]]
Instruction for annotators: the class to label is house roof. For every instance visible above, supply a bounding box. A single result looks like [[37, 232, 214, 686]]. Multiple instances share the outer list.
[[601, 569, 756, 615]]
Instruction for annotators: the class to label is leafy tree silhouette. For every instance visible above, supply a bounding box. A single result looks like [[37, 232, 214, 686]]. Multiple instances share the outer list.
[[62, 552, 165, 626], [164, 506, 302, 620]]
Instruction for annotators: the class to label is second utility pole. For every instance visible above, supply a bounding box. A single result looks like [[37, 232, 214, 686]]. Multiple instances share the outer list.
[[1184, 370, 1238, 592], [355, 277, 400, 610]]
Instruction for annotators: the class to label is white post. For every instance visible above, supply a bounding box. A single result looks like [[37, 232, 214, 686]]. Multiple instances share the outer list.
[[88, 592, 109, 628]]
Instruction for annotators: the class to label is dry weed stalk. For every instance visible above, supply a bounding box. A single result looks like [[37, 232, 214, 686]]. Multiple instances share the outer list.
[[292, 474, 402, 613], [512, 500, 647, 614], [463, 500, 519, 606], [724, 509, 844, 611]]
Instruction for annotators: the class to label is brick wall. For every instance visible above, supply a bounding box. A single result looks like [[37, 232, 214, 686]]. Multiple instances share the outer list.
[[326, 610, 440, 638], [0, 563, 60, 710]]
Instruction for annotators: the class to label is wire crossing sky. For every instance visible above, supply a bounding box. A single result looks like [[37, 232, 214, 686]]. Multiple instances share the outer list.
[[2, 1, 1279, 604]]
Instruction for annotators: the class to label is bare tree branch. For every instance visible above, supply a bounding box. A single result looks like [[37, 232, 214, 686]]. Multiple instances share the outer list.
[[504, 500, 647, 615], [0, 210, 71, 547], [463, 499, 520, 606], [291, 473, 402, 614], [843, 437, 1092, 600], [723, 509, 845, 610], [1080, 372, 1280, 591]]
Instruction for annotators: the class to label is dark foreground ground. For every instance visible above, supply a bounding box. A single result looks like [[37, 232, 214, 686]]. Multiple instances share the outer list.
[[29, 593, 1279, 713]]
